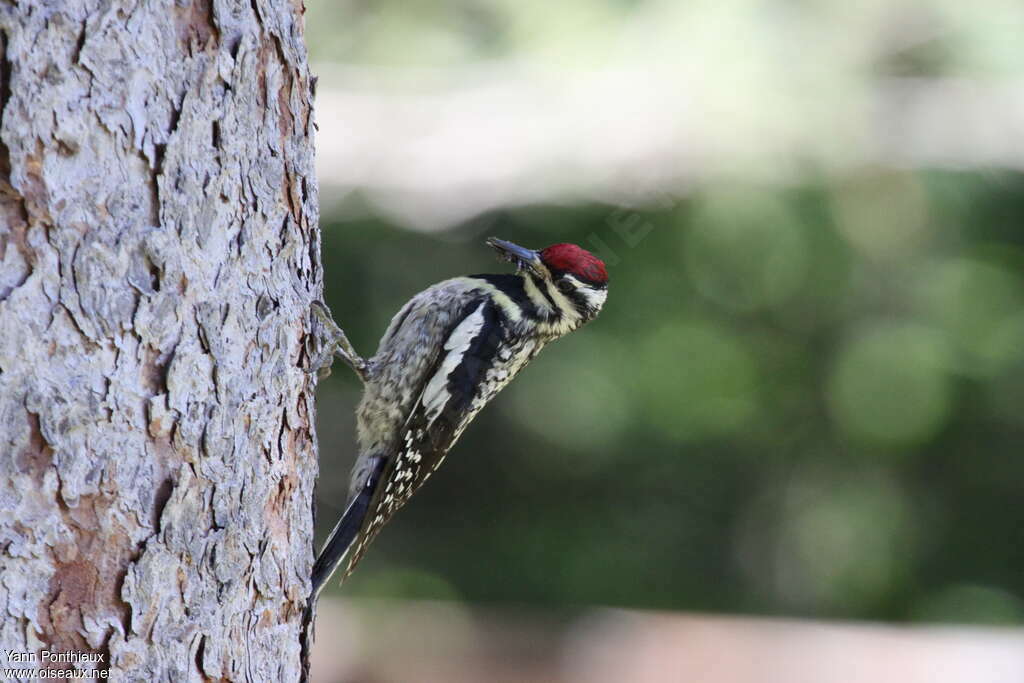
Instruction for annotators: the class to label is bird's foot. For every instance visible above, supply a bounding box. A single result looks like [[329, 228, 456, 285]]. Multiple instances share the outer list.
[[309, 300, 369, 382]]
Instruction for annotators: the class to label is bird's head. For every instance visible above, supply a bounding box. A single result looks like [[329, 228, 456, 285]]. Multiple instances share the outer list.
[[487, 237, 609, 321]]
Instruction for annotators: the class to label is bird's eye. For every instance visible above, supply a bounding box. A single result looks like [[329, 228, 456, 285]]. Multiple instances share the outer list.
[[557, 280, 575, 294]]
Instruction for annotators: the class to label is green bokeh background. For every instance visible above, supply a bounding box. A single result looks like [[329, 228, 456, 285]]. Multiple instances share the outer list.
[[308, 2, 1024, 626]]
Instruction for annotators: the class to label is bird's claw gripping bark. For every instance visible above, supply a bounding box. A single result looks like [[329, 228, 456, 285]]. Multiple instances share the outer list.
[[309, 301, 369, 383]]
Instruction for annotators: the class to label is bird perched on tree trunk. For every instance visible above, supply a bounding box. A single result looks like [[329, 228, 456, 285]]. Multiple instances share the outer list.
[[308, 237, 608, 596]]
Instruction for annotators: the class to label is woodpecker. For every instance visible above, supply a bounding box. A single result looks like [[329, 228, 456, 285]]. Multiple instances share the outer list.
[[308, 237, 608, 596]]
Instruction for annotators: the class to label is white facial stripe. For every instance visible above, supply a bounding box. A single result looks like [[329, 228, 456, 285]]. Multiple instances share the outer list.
[[562, 275, 607, 311], [562, 275, 583, 288], [581, 286, 607, 310], [523, 273, 554, 313], [544, 278, 581, 321]]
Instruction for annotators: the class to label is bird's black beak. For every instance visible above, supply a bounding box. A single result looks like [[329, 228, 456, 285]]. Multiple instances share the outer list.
[[486, 237, 543, 276]]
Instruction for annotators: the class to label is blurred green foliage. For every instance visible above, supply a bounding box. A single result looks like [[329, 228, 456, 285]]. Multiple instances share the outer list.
[[314, 172, 1024, 625], [304, 0, 1024, 628]]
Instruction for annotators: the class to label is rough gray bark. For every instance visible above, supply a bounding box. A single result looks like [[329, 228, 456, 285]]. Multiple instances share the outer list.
[[0, 1, 320, 679]]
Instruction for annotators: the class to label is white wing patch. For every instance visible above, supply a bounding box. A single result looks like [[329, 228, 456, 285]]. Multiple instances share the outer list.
[[421, 302, 486, 426]]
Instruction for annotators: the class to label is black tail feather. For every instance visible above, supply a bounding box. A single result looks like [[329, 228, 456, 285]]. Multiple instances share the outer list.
[[311, 491, 367, 596], [310, 455, 386, 597], [302, 456, 386, 681]]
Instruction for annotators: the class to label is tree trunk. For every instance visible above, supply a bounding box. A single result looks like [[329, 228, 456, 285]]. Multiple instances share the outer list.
[[0, 1, 320, 679]]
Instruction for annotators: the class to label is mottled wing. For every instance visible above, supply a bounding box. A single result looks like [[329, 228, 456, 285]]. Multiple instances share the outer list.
[[341, 299, 509, 576]]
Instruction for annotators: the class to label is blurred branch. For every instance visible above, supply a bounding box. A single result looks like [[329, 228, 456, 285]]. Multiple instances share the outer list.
[[311, 598, 1024, 683], [313, 62, 1024, 228]]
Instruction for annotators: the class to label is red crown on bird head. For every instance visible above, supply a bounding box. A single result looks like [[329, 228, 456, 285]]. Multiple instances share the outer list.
[[539, 244, 608, 285]]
